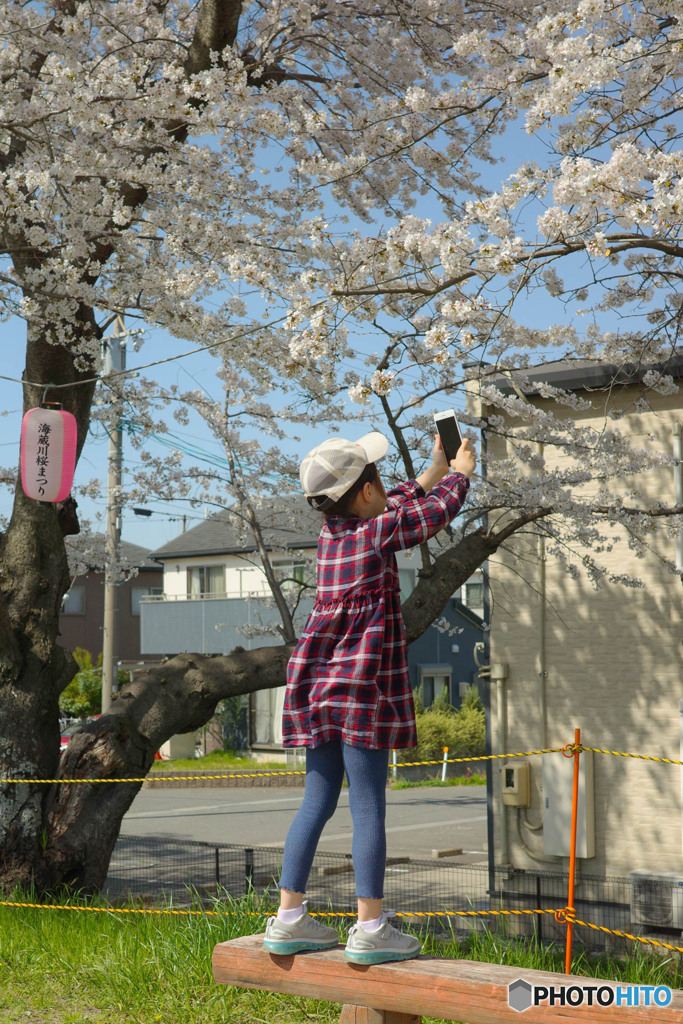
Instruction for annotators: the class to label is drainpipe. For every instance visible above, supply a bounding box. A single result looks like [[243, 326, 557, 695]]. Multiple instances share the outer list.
[[490, 661, 510, 867], [537, 444, 548, 748], [475, 647, 495, 896], [465, 365, 498, 897], [537, 531, 548, 747]]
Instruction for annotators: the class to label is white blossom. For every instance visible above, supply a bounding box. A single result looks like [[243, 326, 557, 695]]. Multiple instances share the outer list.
[[0, 0, 681, 617]]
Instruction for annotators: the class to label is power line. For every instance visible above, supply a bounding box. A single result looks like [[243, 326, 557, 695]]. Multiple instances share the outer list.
[[0, 310, 297, 393], [123, 419, 295, 483]]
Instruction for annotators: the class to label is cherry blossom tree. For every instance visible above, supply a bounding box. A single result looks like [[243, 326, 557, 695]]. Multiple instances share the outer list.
[[1, 0, 683, 895], [276, 0, 683, 604], [0, 0, 506, 894]]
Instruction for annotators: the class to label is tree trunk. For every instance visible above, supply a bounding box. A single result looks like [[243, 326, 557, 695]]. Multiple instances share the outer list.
[[0, 318, 98, 890], [401, 528, 497, 644], [41, 645, 294, 891], [0, 313, 299, 894], [0, 0, 260, 894]]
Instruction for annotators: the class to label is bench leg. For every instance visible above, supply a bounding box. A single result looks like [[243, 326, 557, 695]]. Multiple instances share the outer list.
[[339, 1006, 422, 1024]]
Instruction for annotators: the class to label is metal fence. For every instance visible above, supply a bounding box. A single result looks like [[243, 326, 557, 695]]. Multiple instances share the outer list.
[[105, 834, 672, 952], [106, 834, 489, 917]]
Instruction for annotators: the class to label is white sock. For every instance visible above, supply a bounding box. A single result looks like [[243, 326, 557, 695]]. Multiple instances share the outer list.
[[358, 913, 384, 932], [277, 904, 306, 924]]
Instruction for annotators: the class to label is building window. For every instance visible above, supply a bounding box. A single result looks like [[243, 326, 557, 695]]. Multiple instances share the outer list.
[[454, 572, 485, 614], [464, 580, 484, 612], [418, 664, 452, 709], [275, 561, 308, 592], [131, 586, 163, 616], [62, 585, 85, 615], [250, 685, 286, 746], [187, 565, 225, 598]]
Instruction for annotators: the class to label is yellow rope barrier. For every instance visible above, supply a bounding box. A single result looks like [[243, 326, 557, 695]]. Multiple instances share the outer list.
[[0, 748, 564, 785], [582, 746, 683, 767], [572, 915, 683, 956], [3, 743, 682, 785], [399, 749, 562, 766], [3, 902, 681, 955], [394, 908, 560, 920], [0, 900, 223, 917], [0, 899, 563, 922], [8, 730, 683, 974]]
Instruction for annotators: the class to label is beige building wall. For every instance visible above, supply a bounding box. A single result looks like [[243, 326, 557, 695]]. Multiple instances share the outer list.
[[481, 384, 683, 880]]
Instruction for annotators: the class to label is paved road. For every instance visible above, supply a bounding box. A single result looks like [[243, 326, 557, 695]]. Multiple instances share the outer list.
[[121, 785, 488, 864]]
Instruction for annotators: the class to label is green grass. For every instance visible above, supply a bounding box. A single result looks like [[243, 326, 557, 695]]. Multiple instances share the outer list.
[[152, 753, 486, 789], [1, 890, 682, 1023], [152, 754, 485, 790], [150, 751, 293, 772], [390, 774, 486, 789]]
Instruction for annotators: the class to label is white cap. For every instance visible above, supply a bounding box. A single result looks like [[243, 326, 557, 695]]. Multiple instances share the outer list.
[[300, 431, 389, 506]]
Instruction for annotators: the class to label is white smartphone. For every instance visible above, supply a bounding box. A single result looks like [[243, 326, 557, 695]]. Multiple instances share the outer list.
[[433, 409, 463, 466]]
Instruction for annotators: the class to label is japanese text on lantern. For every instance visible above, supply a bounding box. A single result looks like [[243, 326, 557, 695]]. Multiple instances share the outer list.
[[35, 422, 51, 497]]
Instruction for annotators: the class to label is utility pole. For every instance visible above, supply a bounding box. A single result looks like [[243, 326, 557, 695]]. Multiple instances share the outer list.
[[101, 316, 143, 714]]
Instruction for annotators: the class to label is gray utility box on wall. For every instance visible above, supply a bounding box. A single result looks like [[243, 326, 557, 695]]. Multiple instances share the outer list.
[[542, 749, 595, 858]]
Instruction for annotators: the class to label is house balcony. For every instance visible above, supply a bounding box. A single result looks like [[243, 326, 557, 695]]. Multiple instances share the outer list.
[[139, 592, 313, 657]]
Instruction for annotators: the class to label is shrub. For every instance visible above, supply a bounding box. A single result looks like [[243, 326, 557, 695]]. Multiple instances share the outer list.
[[403, 685, 485, 763], [59, 648, 102, 718], [59, 648, 129, 719]]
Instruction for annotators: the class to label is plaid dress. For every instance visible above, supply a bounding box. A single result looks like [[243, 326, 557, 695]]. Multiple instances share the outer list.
[[282, 473, 470, 750]]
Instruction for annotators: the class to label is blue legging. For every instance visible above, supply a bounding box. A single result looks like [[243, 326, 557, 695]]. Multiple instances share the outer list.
[[278, 741, 388, 899]]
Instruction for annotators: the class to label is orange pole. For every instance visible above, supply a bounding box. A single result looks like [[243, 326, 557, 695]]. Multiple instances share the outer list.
[[564, 727, 581, 974]]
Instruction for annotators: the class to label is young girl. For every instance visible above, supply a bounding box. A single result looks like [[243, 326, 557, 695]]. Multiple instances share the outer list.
[[263, 429, 476, 963]]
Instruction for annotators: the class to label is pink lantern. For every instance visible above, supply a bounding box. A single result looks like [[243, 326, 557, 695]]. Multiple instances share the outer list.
[[20, 404, 78, 503]]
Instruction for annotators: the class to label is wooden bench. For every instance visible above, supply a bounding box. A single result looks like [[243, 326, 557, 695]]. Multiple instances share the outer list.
[[212, 934, 683, 1023]]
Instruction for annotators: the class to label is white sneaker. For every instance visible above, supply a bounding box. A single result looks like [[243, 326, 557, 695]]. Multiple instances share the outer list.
[[263, 903, 339, 954], [345, 914, 421, 965]]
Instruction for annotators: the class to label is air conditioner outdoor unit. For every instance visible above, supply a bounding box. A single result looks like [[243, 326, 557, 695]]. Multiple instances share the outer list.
[[630, 870, 683, 929]]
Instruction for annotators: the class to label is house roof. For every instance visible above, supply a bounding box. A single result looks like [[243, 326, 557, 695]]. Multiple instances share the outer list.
[[119, 540, 162, 571], [65, 534, 161, 574], [452, 597, 485, 629], [480, 351, 683, 397], [149, 495, 321, 561]]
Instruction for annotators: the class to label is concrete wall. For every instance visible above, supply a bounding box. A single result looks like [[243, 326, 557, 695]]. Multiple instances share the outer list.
[[140, 593, 314, 656]]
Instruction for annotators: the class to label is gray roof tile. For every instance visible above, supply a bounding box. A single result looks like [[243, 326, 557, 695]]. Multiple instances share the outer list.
[[150, 495, 320, 560]]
